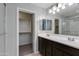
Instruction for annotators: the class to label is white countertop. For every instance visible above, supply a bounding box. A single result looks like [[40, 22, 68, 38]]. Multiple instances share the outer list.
[[38, 33, 79, 49]]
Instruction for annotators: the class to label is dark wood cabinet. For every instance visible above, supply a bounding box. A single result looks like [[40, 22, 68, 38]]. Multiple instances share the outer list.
[[53, 47, 63, 56], [38, 36, 79, 56], [45, 39, 52, 56], [38, 37, 46, 56]]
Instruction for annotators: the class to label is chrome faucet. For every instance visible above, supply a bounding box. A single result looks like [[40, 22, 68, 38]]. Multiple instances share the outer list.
[[68, 37, 75, 41], [46, 34, 50, 36]]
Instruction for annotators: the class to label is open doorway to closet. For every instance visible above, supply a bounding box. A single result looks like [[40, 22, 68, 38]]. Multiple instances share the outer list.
[[18, 9, 34, 56]]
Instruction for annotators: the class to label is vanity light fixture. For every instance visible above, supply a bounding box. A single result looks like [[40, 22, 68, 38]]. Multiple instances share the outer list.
[[53, 11, 55, 14], [56, 8, 60, 12], [48, 3, 74, 14], [49, 9, 52, 13], [52, 6, 57, 11], [61, 4, 65, 9], [58, 3, 62, 8]]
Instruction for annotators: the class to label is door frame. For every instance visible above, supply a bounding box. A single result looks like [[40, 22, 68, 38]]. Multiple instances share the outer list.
[[17, 8, 35, 55]]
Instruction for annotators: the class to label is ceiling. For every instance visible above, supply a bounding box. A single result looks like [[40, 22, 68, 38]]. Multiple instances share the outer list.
[[55, 4, 79, 18], [31, 3, 55, 9], [31, 3, 79, 18]]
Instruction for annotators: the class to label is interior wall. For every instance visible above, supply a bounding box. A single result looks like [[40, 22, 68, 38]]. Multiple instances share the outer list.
[[6, 3, 46, 56], [38, 9, 54, 34], [19, 11, 32, 45], [0, 3, 5, 56], [19, 34, 32, 45]]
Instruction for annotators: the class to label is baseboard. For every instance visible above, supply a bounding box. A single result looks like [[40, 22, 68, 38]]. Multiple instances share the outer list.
[[19, 43, 32, 47]]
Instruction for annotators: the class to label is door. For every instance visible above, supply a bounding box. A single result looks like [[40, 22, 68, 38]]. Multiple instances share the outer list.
[[0, 3, 5, 56]]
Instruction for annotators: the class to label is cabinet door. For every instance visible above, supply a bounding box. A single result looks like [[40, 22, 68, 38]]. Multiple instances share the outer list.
[[63, 52, 71, 56], [38, 37, 45, 56], [41, 39, 46, 56], [38, 37, 43, 54], [38, 37, 41, 52], [0, 3, 5, 56], [45, 40, 52, 56], [53, 48, 71, 56], [53, 47, 63, 56]]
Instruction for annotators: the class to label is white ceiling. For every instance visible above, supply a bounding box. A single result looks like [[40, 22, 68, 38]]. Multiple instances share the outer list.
[[31, 3, 79, 18], [32, 3, 55, 9], [56, 4, 79, 18]]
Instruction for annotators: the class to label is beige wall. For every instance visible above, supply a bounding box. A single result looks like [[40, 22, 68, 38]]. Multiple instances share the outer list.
[[6, 3, 46, 56], [19, 11, 32, 32]]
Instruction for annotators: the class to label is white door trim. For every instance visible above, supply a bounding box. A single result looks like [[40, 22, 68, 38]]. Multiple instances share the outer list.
[[17, 7, 35, 56]]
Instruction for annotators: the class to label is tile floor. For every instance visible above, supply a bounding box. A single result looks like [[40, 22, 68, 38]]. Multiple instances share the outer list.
[[19, 44, 41, 56], [26, 52, 41, 56]]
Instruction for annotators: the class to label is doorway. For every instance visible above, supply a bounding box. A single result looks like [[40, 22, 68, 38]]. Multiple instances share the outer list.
[[18, 9, 34, 56]]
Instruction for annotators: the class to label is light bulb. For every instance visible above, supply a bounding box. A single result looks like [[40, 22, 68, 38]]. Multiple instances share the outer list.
[[53, 11, 55, 14], [53, 6, 57, 11], [62, 5, 65, 9], [57, 8, 60, 12], [49, 9, 52, 13], [58, 3, 62, 8]]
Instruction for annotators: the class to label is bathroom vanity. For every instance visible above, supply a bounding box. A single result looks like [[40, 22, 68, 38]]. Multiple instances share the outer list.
[[38, 33, 79, 56], [38, 3, 79, 56]]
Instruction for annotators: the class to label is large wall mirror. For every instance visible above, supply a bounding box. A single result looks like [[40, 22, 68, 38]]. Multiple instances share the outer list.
[[61, 17, 79, 36], [54, 3, 79, 36], [54, 17, 79, 36]]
